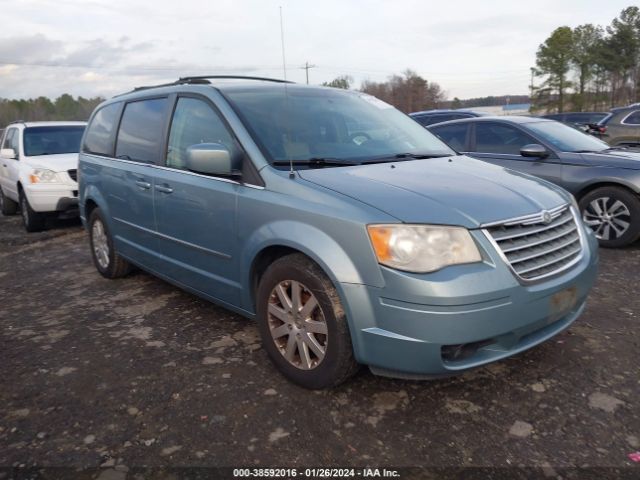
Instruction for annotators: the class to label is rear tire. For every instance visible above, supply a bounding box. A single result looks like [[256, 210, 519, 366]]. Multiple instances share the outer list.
[[0, 187, 18, 215], [19, 191, 46, 232], [88, 207, 132, 278], [579, 186, 640, 248], [256, 253, 359, 389]]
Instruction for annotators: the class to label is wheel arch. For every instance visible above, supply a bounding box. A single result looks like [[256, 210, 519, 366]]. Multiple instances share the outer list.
[[575, 181, 640, 202], [80, 185, 111, 229], [241, 220, 382, 314]]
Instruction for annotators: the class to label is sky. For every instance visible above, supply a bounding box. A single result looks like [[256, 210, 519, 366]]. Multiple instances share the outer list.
[[0, 0, 634, 101]]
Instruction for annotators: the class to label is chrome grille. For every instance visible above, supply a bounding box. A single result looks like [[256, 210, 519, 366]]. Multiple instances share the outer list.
[[485, 205, 583, 282]]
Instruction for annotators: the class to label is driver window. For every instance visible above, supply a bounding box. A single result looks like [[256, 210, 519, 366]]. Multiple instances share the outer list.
[[2, 128, 17, 152], [475, 123, 536, 156], [167, 97, 236, 170]]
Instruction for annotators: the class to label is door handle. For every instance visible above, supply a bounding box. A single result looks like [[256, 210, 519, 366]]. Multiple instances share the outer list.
[[155, 184, 173, 194], [134, 180, 151, 189]]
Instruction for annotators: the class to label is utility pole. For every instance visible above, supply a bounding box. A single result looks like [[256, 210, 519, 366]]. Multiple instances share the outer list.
[[300, 61, 316, 84], [530, 68, 535, 97], [529, 67, 535, 113]]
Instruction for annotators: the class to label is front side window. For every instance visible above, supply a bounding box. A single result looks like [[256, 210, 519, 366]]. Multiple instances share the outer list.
[[167, 97, 237, 170], [623, 110, 640, 125], [430, 124, 468, 151], [2, 128, 16, 152], [115, 98, 169, 163], [224, 87, 454, 167], [83, 103, 121, 156], [23, 126, 85, 156], [474, 123, 536, 155]]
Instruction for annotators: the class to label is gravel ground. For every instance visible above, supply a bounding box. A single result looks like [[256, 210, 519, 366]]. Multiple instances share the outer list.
[[0, 214, 638, 478]]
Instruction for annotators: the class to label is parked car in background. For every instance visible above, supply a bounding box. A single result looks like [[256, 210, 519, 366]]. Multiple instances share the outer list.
[[409, 109, 487, 127], [587, 104, 640, 148], [429, 116, 640, 247], [541, 112, 608, 131], [79, 76, 597, 388], [0, 121, 86, 231]]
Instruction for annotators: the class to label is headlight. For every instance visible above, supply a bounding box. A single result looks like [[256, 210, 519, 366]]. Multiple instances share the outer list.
[[29, 169, 59, 183], [367, 224, 482, 273]]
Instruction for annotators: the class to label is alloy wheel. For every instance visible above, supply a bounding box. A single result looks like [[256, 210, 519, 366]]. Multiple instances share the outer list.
[[92, 219, 110, 269], [582, 196, 631, 241], [267, 280, 328, 370]]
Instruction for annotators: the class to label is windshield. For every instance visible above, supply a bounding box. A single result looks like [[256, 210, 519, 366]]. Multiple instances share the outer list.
[[525, 121, 609, 153], [23, 126, 85, 157], [223, 87, 455, 167]]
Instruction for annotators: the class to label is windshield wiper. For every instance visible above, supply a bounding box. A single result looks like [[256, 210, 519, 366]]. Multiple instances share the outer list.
[[394, 152, 452, 159], [363, 152, 453, 164], [272, 157, 360, 168]]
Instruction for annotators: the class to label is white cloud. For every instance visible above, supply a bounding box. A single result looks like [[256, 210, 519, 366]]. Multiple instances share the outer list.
[[0, 0, 634, 100]]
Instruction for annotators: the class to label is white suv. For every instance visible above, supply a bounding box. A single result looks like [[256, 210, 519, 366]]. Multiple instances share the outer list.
[[0, 121, 86, 231]]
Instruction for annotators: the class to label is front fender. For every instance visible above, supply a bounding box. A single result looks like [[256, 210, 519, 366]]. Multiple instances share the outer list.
[[239, 220, 384, 312]]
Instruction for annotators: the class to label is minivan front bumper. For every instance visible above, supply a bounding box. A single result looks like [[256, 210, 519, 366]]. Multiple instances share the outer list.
[[341, 228, 599, 378]]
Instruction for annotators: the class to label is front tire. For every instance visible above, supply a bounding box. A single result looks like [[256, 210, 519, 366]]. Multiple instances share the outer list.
[[0, 187, 18, 215], [88, 208, 132, 278], [256, 254, 359, 389], [579, 186, 640, 248], [19, 191, 46, 232]]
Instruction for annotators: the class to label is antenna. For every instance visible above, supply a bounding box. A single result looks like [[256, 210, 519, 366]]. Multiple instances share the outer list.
[[279, 6, 295, 178], [279, 7, 287, 82]]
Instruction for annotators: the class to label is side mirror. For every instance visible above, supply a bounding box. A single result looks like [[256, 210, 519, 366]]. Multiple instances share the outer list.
[[0, 148, 17, 159], [520, 144, 549, 159], [185, 143, 240, 176]]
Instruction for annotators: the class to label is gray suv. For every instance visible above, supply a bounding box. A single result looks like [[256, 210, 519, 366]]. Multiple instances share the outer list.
[[589, 104, 640, 148]]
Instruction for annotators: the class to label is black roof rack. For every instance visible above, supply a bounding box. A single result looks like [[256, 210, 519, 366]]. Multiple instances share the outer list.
[[123, 75, 294, 96], [177, 75, 293, 84]]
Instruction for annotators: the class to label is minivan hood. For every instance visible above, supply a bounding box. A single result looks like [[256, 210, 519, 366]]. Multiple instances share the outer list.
[[23, 153, 78, 172], [298, 155, 568, 228], [579, 150, 640, 169]]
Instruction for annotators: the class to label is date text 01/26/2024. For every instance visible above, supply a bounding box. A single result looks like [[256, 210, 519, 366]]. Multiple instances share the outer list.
[[233, 468, 401, 478]]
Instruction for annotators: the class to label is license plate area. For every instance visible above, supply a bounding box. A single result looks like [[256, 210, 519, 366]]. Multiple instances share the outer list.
[[549, 286, 578, 323]]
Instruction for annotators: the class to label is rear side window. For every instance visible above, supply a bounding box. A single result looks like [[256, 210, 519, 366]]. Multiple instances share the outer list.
[[475, 123, 536, 155], [412, 115, 433, 127], [167, 97, 236, 170], [115, 98, 169, 163], [83, 103, 121, 156], [430, 124, 468, 151], [623, 111, 640, 125]]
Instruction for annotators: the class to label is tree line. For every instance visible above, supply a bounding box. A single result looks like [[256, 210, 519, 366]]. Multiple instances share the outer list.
[[0, 94, 104, 127], [323, 70, 446, 113], [533, 5, 639, 113]]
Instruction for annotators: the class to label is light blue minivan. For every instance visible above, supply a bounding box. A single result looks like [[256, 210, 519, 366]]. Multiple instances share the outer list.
[[79, 76, 598, 388]]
